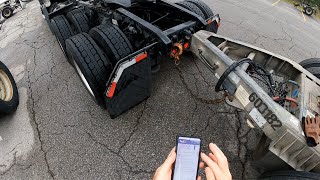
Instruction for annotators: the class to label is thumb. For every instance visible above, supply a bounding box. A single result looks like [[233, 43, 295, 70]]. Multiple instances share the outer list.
[[162, 147, 176, 169]]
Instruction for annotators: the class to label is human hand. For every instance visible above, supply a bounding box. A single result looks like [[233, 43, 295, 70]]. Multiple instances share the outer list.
[[153, 147, 204, 180], [304, 115, 320, 146], [200, 143, 232, 180]]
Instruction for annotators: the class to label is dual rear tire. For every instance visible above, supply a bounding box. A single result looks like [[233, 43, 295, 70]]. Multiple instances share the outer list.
[[50, 15, 74, 59], [50, 9, 89, 58], [66, 9, 90, 33], [176, 0, 218, 33], [66, 33, 113, 106], [51, 10, 133, 107], [65, 24, 133, 107]]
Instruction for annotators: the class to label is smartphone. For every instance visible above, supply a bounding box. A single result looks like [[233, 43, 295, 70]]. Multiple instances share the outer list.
[[172, 136, 201, 180]]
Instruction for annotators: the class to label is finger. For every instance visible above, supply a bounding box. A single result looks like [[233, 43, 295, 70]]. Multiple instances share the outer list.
[[209, 143, 229, 169], [201, 153, 222, 178], [205, 167, 215, 180], [199, 162, 205, 169], [208, 153, 218, 163], [197, 176, 202, 180], [162, 147, 176, 169], [167, 147, 176, 157], [307, 115, 310, 124]]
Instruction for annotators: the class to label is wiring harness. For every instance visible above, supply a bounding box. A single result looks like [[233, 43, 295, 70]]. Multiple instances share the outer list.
[[215, 58, 275, 96], [215, 58, 299, 114]]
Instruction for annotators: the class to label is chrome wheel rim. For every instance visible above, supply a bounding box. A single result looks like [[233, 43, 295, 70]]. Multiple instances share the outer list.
[[306, 8, 312, 14], [0, 69, 13, 101], [3, 9, 11, 17], [73, 57, 95, 97], [57, 39, 65, 54]]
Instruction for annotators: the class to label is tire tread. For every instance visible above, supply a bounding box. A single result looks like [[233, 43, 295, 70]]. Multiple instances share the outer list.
[[66, 33, 112, 106], [66, 9, 90, 33], [186, 0, 214, 19], [89, 24, 133, 65], [51, 15, 74, 51], [176, 1, 205, 19]]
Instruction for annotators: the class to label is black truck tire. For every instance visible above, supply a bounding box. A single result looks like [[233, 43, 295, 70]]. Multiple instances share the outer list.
[[65, 33, 113, 106], [299, 58, 320, 68], [259, 170, 320, 180], [89, 24, 133, 66], [176, 1, 218, 33], [2, 6, 13, 19], [51, 15, 74, 58], [186, 0, 214, 19], [299, 58, 320, 79], [176, 1, 206, 19], [304, 7, 313, 16], [66, 9, 90, 33], [0, 61, 19, 114]]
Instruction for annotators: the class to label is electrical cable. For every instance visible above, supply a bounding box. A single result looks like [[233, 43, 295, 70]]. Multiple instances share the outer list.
[[215, 58, 275, 96], [215, 58, 252, 92]]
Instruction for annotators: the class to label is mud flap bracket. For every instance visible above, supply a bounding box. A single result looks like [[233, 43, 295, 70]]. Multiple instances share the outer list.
[[104, 43, 156, 118]]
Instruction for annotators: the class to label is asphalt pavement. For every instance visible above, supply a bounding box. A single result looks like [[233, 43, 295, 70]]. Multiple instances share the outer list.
[[0, 0, 320, 179]]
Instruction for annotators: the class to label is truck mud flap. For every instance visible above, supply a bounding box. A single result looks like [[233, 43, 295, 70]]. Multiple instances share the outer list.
[[104, 50, 152, 118]]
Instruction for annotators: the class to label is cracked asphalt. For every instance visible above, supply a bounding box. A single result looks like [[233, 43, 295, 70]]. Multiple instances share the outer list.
[[1, 0, 320, 179]]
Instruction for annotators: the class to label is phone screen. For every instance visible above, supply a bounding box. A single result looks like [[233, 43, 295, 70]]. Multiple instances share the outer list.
[[173, 136, 201, 180]]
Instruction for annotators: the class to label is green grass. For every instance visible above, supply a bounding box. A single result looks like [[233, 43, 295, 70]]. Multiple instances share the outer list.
[[282, 0, 297, 4], [316, 11, 320, 19]]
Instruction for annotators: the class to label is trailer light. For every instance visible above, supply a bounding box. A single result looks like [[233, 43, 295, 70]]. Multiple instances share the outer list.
[[172, 49, 177, 54], [107, 82, 117, 98], [106, 52, 148, 98], [183, 42, 190, 49], [135, 52, 148, 63]]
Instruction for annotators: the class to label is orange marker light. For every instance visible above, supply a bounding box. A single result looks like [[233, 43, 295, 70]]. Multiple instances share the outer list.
[[107, 82, 117, 98], [183, 42, 189, 49], [136, 52, 148, 63]]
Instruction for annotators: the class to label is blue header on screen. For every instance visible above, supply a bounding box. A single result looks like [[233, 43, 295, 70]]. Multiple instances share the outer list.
[[178, 137, 200, 145]]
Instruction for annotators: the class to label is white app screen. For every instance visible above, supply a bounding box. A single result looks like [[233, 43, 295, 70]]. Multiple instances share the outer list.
[[173, 137, 201, 180]]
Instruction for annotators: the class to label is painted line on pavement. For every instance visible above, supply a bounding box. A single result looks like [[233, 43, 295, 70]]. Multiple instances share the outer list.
[[301, 11, 307, 22], [272, 0, 281, 6]]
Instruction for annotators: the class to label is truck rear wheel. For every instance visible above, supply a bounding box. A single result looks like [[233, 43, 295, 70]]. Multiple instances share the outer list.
[[65, 33, 113, 106], [0, 61, 19, 114], [259, 170, 320, 180], [66, 9, 90, 33], [51, 15, 74, 58], [2, 7, 13, 19], [176, 1, 218, 33], [89, 24, 133, 66], [186, 0, 214, 19], [176, 1, 206, 19], [299, 58, 320, 79]]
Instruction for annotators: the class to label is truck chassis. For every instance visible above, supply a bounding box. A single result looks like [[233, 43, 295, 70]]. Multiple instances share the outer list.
[[40, 0, 220, 118]]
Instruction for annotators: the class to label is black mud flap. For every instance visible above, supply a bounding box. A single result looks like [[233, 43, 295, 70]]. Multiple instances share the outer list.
[[105, 51, 152, 118]]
